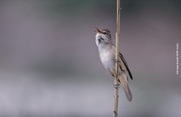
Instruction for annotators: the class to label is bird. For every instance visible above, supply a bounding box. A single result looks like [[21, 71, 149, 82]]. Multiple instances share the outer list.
[[94, 27, 133, 101]]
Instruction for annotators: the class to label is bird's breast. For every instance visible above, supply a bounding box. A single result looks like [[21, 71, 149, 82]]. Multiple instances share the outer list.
[[99, 49, 115, 71]]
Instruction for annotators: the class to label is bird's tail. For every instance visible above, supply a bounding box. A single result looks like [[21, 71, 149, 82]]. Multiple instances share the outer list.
[[118, 74, 132, 101]]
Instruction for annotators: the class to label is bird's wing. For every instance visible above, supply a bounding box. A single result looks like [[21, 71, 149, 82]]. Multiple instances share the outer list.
[[119, 52, 133, 80]]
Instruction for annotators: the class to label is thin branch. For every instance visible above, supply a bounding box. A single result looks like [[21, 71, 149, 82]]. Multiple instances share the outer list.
[[113, 0, 121, 117]]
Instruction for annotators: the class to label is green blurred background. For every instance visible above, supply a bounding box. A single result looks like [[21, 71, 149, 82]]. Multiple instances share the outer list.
[[0, 0, 180, 117]]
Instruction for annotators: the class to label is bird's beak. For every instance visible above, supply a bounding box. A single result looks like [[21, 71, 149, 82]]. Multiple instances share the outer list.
[[94, 27, 103, 34]]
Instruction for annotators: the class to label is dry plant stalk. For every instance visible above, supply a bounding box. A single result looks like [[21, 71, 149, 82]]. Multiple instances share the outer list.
[[113, 0, 121, 117]]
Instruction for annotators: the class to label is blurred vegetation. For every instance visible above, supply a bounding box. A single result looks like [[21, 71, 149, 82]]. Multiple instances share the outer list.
[[41, 0, 181, 16]]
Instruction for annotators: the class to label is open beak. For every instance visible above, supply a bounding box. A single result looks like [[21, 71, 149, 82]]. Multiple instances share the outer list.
[[94, 27, 103, 33]]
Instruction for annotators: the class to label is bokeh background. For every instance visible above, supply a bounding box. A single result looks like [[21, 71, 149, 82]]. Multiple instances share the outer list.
[[0, 0, 180, 117]]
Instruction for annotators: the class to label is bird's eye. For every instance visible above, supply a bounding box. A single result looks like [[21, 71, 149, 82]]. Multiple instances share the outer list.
[[103, 32, 107, 34]]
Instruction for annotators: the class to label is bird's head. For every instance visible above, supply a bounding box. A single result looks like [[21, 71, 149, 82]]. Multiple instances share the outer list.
[[94, 27, 112, 46]]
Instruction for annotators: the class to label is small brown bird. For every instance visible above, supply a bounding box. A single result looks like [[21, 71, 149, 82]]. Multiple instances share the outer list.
[[94, 27, 133, 101]]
